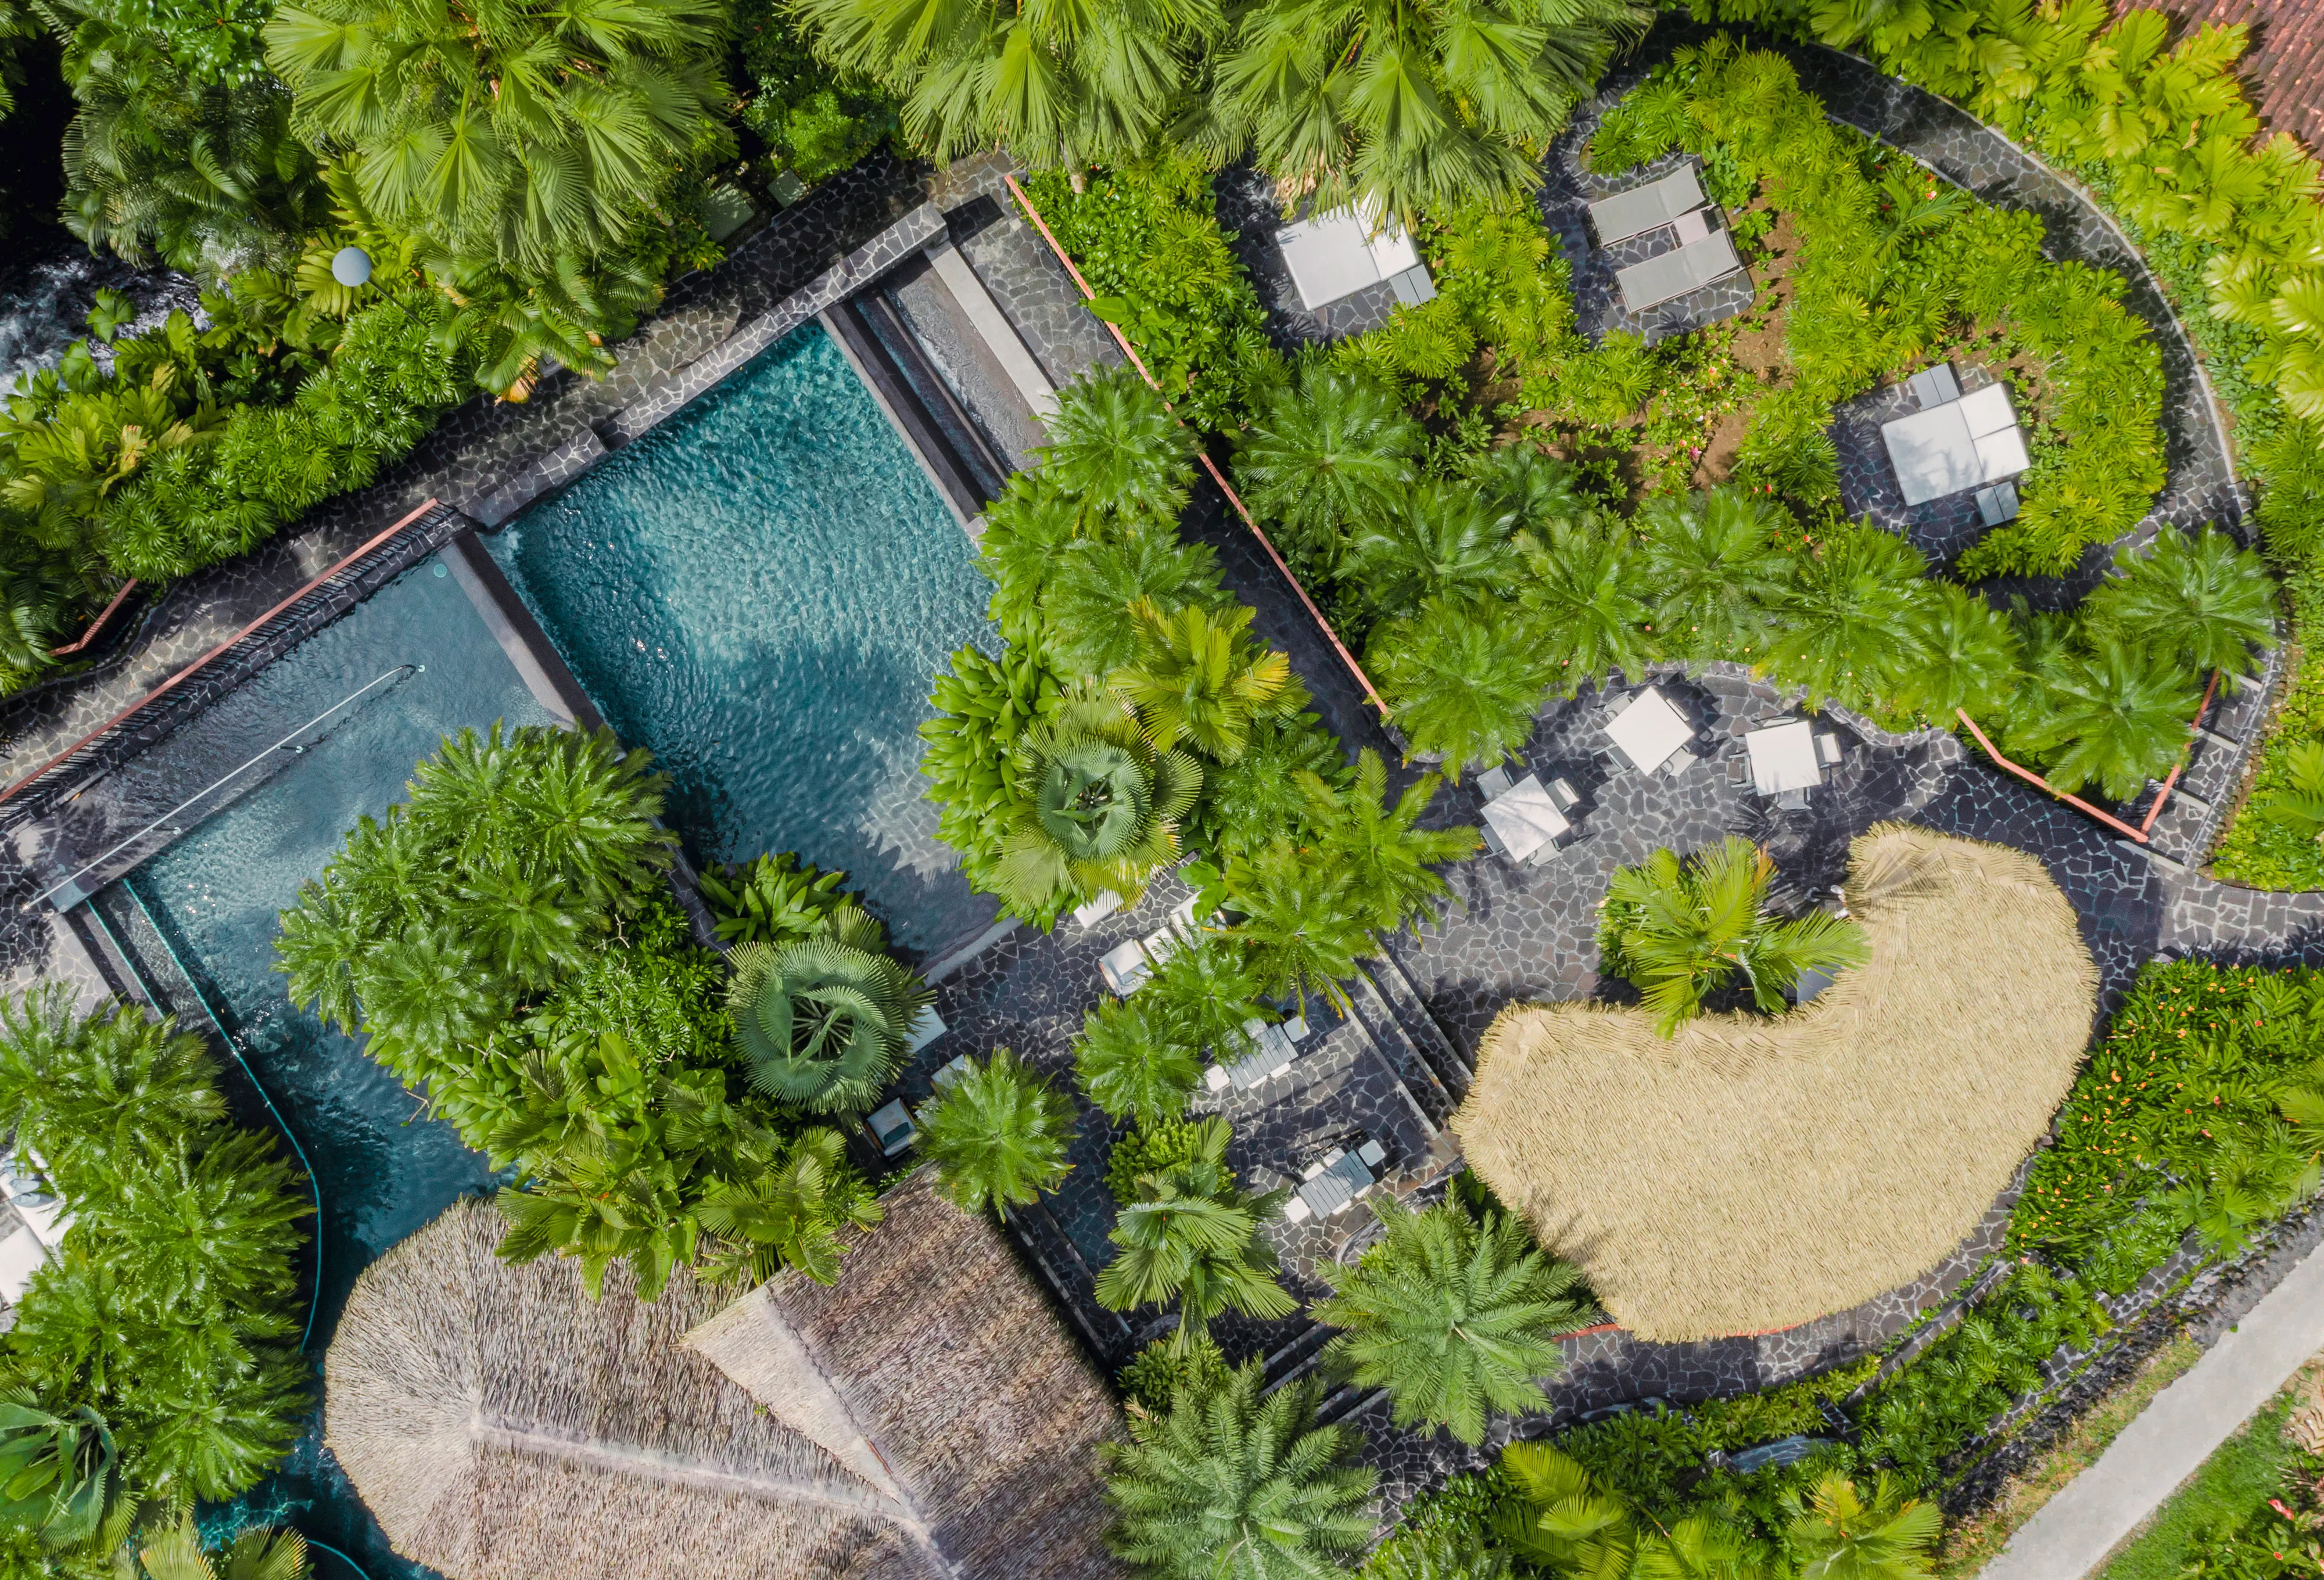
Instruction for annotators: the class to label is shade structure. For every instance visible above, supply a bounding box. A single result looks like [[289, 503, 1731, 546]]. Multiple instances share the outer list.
[[1605, 687, 1694, 773], [1744, 720, 1821, 795], [1451, 824, 2096, 1341]]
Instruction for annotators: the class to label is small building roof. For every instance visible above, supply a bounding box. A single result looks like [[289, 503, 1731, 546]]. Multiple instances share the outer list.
[[325, 1175, 1125, 1580]]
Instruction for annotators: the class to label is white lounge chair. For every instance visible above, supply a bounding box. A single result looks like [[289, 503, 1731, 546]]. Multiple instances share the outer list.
[[1589, 166, 1709, 246], [1615, 229, 1744, 312]]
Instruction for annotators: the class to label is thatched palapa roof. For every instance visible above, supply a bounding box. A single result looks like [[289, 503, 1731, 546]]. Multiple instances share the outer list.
[[1452, 824, 2096, 1342], [325, 1173, 1125, 1580]]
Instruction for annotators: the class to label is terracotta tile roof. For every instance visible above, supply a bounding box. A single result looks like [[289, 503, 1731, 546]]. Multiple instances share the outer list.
[[2137, 0, 2324, 150]]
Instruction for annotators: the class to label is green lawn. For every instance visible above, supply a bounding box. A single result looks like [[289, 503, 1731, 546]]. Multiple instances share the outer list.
[[2095, 1358, 2319, 1580]]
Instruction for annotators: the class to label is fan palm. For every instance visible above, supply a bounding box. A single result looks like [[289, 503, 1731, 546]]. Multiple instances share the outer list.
[[1598, 837, 1870, 1037], [920, 1048, 1078, 1218], [1233, 364, 1422, 573], [1636, 486, 1792, 662], [1204, 0, 1651, 222], [726, 910, 934, 1114], [2085, 525, 2276, 686], [2253, 741, 2324, 845], [0, 1392, 119, 1548], [138, 1509, 311, 1580], [266, 0, 728, 277], [2014, 634, 2202, 802], [1369, 596, 1551, 779], [1766, 522, 1931, 706], [1894, 581, 2021, 720], [1039, 366, 1203, 520], [1096, 1115, 1296, 1344], [1292, 749, 1476, 933], [1111, 599, 1303, 760], [1076, 997, 1205, 1127], [1102, 1363, 1376, 1580], [695, 1126, 881, 1286], [1498, 1442, 1770, 1579], [998, 697, 1203, 911], [1347, 479, 1526, 619], [1516, 512, 1652, 696], [1219, 841, 1375, 1009], [1314, 1200, 1597, 1443], [1784, 1472, 1941, 1580]]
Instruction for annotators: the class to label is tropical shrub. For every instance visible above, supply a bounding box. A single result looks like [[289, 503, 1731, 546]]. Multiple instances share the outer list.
[[996, 696, 1203, 917], [726, 903, 930, 1114], [694, 1126, 881, 1287], [698, 851, 851, 945], [1495, 1442, 1776, 1578], [1597, 836, 1869, 1036], [918, 1048, 1077, 1218], [1313, 1198, 1598, 1444], [1102, 1362, 1378, 1580], [1095, 1115, 1295, 1346], [731, 0, 896, 186]]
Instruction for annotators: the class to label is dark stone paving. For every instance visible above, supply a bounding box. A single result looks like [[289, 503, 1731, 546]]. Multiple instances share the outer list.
[[1536, 132, 1759, 345], [1832, 362, 2015, 571], [1214, 166, 1407, 350]]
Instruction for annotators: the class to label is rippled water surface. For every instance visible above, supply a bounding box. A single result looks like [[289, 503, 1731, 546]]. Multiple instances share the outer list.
[[491, 322, 1000, 958]]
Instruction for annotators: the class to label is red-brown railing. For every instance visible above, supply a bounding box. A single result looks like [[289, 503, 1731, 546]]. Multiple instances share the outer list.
[[1956, 670, 2219, 847], [49, 580, 140, 658], [1003, 173, 1390, 720]]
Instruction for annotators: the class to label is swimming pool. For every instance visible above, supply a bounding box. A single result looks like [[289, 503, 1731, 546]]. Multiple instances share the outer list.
[[490, 322, 1000, 961], [93, 557, 550, 1580]]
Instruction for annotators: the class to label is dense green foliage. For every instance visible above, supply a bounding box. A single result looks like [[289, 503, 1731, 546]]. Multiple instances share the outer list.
[[1095, 1116, 1294, 1348], [275, 724, 890, 1299], [731, 0, 895, 186], [918, 1047, 1077, 1218], [0, 989, 311, 1528]]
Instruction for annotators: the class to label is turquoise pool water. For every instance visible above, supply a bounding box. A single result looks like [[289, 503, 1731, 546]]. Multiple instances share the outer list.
[[490, 323, 1000, 960], [105, 558, 549, 1580]]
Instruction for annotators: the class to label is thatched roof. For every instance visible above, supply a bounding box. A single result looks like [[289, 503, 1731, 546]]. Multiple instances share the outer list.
[[326, 1177, 1124, 1580], [1452, 824, 2096, 1342]]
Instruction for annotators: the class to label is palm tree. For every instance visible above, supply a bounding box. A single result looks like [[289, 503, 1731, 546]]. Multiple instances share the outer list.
[[1598, 837, 1870, 1037], [1147, 936, 1271, 1061], [1096, 1116, 1296, 1345], [1204, 0, 1651, 222], [2015, 634, 2203, 802], [0, 989, 224, 1187], [0, 1391, 119, 1548], [139, 1509, 312, 1580], [726, 909, 934, 1114], [1233, 364, 1421, 574], [1895, 581, 2021, 721], [1039, 367, 1202, 521], [1636, 486, 1792, 662], [1784, 1473, 1941, 1580], [1498, 1441, 1770, 1579], [696, 1126, 881, 1286], [2253, 741, 2324, 846], [1766, 522, 1930, 707], [1313, 1200, 1597, 1443], [978, 476, 1086, 642], [1076, 997, 1205, 1128], [1111, 599, 1304, 761], [2086, 525, 2276, 686], [1292, 749, 1475, 933], [1219, 842, 1375, 1009], [998, 698, 1203, 912], [1477, 444, 1588, 537], [1516, 512, 1651, 697], [1347, 479, 1526, 619], [1104, 1363, 1374, 1580], [266, 0, 728, 278], [1870, 170, 1974, 265], [1368, 595, 1551, 779], [919, 1048, 1078, 1218], [1048, 525, 1228, 678], [1372, 1527, 1512, 1580]]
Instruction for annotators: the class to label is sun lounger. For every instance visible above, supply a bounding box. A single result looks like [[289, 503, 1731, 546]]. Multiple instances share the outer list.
[[1203, 1014, 1313, 1093], [1283, 1138, 1389, 1223], [1615, 229, 1743, 312], [1907, 364, 1961, 410], [1589, 166, 1708, 246]]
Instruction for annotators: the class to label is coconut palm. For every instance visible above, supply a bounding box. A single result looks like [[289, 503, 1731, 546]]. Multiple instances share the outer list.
[[1314, 1200, 1597, 1443], [1894, 581, 2021, 721], [1234, 364, 1422, 573], [1039, 367, 1203, 520], [998, 697, 1203, 911], [1103, 1362, 1376, 1580], [2014, 634, 2203, 802], [726, 910, 934, 1114], [1766, 522, 1931, 707], [1147, 937, 1272, 1061], [1204, 0, 1650, 222], [1369, 596, 1551, 779], [1598, 837, 1870, 1037], [266, 0, 728, 278], [1048, 525, 1228, 678], [1220, 842, 1375, 1009], [2086, 525, 2276, 686], [1516, 512, 1652, 696], [2253, 741, 2324, 845], [1636, 486, 1793, 662], [0, 1392, 119, 1548], [791, 0, 1218, 170], [1293, 749, 1476, 933], [696, 1126, 881, 1287], [1202, 712, 1350, 856], [1096, 1115, 1296, 1344], [919, 1048, 1078, 1218], [1347, 479, 1526, 619], [1076, 997, 1205, 1128], [1477, 444, 1588, 537], [1111, 599, 1304, 761], [1784, 1473, 1941, 1580]]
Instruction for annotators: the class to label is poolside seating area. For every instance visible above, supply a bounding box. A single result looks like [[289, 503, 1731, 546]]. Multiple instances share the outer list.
[[1283, 1137, 1389, 1223], [1880, 364, 2030, 511], [1273, 203, 1437, 312], [1477, 766, 1585, 865], [1205, 1011, 1316, 1093], [1602, 685, 1703, 776], [1097, 892, 1203, 995]]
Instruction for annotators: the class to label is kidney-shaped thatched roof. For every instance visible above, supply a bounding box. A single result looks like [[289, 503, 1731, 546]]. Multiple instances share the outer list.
[[326, 1172, 1124, 1580], [1452, 823, 2096, 1342]]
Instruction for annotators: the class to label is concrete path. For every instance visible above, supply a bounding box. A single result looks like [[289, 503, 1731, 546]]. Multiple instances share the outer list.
[[1979, 1241, 2324, 1579]]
